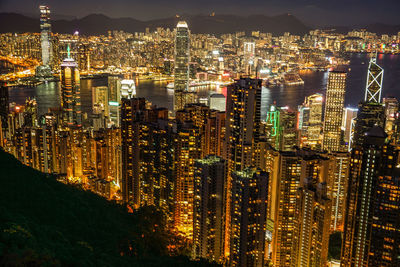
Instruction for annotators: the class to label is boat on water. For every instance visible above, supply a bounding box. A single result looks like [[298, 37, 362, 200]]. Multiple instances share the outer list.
[[262, 77, 282, 87], [284, 72, 304, 86]]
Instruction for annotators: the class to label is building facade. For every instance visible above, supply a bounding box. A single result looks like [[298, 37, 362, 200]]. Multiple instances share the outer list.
[[174, 21, 192, 111], [322, 70, 347, 152], [193, 155, 226, 263], [230, 168, 269, 267], [60, 56, 81, 128]]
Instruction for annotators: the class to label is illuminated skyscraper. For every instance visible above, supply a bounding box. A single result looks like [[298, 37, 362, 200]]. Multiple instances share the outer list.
[[204, 111, 225, 157], [36, 5, 53, 77], [226, 78, 262, 172], [93, 87, 109, 119], [279, 107, 297, 151], [173, 122, 201, 238], [364, 55, 383, 103], [107, 76, 122, 127], [108, 75, 121, 103], [176, 103, 225, 158], [272, 149, 332, 266], [352, 102, 385, 147], [193, 156, 226, 263], [175, 91, 197, 112], [341, 126, 397, 266], [243, 40, 256, 74], [92, 86, 109, 118], [174, 21, 193, 111], [265, 104, 280, 150], [92, 104, 106, 131], [176, 103, 210, 156], [296, 178, 331, 267], [298, 93, 323, 149], [329, 152, 350, 232], [173, 104, 225, 237], [322, 70, 347, 152], [352, 56, 386, 148], [383, 97, 399, 138], [60, 51, 81, 128], [39, 5, 52, 66], [225, 78, 262, 255], [121, 98, 170, 207], [342, 107, 358, 145], [23, 99, 38, 128], [77, 43, 90, 72], [121, 98, 146, 205], [369, 163, 400, 266], [151, 119, 175, 216], [298, 105, 310, 131], [265, 105, 297, 151], [229, 168, 269, 267]]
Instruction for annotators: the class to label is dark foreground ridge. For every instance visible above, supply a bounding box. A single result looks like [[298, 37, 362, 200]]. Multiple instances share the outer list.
[[0, 149, 214, 266]]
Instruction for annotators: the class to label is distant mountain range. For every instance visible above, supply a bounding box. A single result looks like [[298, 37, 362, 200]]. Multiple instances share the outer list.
[[1, 13, 400, 36], [0, 13, 309, 35], [323, 24, 400, 35]]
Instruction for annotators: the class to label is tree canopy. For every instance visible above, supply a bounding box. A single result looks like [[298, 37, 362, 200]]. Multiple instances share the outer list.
[[0, 149, 215, 266]]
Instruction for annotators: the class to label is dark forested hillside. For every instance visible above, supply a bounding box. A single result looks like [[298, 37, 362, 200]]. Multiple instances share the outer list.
[[0, 149, 214, 266]]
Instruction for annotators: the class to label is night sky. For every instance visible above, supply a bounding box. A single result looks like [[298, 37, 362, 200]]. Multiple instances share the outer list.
[[1, 0, 400, 26]]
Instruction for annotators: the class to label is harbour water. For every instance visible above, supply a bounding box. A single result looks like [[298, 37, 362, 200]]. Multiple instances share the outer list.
[[7, 53, 400, 119]]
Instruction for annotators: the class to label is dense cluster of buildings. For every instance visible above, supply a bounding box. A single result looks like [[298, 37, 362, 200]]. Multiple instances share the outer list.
[[4, 7, 400, 85], [1, 5, 400, 267]]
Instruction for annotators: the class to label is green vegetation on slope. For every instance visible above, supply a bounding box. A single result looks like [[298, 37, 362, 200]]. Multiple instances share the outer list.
[[0, 149, 213, 266]]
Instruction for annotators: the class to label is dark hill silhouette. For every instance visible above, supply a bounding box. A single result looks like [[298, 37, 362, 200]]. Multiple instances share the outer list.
[[0, 12, 310, 35], [0, 149, 215, 266], [2, 12, 399, 37]]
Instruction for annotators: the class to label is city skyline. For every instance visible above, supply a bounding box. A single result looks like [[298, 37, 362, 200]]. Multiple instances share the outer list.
[[1, 3, 400, 267]]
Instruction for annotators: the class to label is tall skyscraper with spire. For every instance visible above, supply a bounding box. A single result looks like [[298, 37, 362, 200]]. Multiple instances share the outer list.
[[40, 5, 52, 66], [60, 46, 81, 128], [322, 70, 347, 152], [174, 21, 195, 111], [37, 5, 53, 77]]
